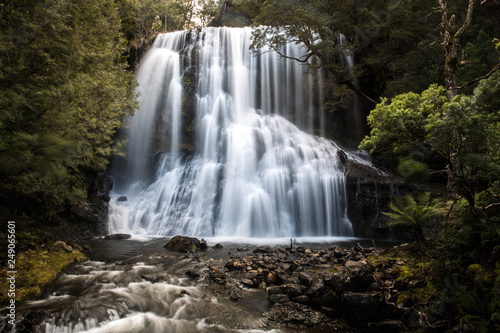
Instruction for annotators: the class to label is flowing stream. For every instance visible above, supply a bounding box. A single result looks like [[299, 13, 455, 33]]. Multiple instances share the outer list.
[[109, 27, 354, 238], [0, 238, 358, 333]]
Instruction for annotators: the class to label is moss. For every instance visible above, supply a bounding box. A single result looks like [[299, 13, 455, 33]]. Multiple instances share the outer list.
[[0, 246, 86, 303]]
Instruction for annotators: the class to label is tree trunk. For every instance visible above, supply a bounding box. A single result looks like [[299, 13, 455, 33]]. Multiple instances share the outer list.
[[438, 0, 476, 97]]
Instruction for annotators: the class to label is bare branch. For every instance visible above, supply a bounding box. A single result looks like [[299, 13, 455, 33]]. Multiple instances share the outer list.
[[484, 202, 500, 210], [456, 63, 500, 90], [455, 0, 476, 39]]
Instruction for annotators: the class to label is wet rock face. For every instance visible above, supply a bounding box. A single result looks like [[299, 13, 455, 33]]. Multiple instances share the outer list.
[[163, 235, 208, 253]]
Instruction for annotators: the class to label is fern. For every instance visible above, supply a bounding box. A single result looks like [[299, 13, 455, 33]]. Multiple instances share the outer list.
[[384, 192, 441, 246]]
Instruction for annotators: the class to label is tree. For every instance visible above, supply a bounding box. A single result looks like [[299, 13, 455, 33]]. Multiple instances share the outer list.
[[250, 0, 381, 102], [0, 0, 137, 220], [360, 75, 500, 213], [438, 0, 476, 97]]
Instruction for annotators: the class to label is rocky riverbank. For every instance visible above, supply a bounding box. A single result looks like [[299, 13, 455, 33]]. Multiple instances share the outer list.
[[163, 236, 441, 332]]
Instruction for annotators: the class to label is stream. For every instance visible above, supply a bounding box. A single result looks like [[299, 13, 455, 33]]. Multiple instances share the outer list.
[[1, 237, 364, 332]]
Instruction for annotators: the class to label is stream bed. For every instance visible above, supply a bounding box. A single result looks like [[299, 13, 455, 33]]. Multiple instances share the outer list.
[[1, 237, 380, 332]]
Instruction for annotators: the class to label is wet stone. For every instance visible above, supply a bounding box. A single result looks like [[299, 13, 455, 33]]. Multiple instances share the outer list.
[[267, 302, 328, 327], [267, 285, 282, 295], [268, 293, 290, 304], [241, 278, 256, 287], [253, 246, 273, 254], [298, 272, 313, 287], [244, 270, 260, 279], [185, 270, 200, 279], [208, 266, 227, 284], [103, 234, 131, 241], [164, 235, 207, 253], [281, 284, 306, 298], [371, 320, 405, 333], [291, 295, 311, 304]]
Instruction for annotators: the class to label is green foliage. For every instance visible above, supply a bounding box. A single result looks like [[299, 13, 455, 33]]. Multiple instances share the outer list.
[[0, 0, 138, 221], [360, 84, 448, 158], [384, 192, 440, 246], [397, 157, 431, 183], [361, 73, 500, 211], [116, 0, 218, 38], [0, 246, 86, 302]]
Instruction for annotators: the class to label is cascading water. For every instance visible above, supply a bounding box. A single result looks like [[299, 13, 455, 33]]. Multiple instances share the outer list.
[[109, 27, 353, 238]]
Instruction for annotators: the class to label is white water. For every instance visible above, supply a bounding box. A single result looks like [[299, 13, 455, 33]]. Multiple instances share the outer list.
[[109, 27, 353, 238], [6, 256, 277, 333]]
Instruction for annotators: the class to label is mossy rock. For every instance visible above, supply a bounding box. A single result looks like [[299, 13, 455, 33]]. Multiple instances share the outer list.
[[163, 235, 207, 253]]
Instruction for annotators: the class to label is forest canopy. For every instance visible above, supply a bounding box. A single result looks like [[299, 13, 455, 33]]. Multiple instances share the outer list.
[[0, 0, 137, 221]]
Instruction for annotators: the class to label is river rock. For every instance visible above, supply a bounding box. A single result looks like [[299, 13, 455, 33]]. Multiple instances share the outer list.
[[117, 196, 128, 202], [267, 302, 328, 327], [225, 260, 245, 271], [185, 270, 200, 279], [298, 272, 313, 287], [241, 278, 256, 287], [281, 284, 306, 298], [208, 265, 226, 284], [342, 291, 385, 326], [268, 293, 290, 304], [104, 233, 131, 240], [290, 295, 310, 304], [370, 320, 406, 333], [343, 260, 375, 291], [264, 270, 282, 285], [164, 235, 207, 253], [267, 285, 282, 295], [253, 246, 273, 253], [306, 278, 329, 299]]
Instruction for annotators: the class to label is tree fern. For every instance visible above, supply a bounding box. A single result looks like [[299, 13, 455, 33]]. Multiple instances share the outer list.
[[384, 192, 440, 246]]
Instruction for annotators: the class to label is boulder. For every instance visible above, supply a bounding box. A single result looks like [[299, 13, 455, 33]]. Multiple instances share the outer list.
[[164, 235, 207, 253], [264, 270, 283, 285], [370, 320, 406, 333], [281, 284, 307, 298], [53, 241, 73, 253], [298, 272, 314, 287], [267, 302, 328, 327], [225, 260, 245, 271], [306, 278, 329, 299], [104, 233, 131, 240], [208, 265, 226, 284], [253, 246, 273, 253], [268, 293, 290, 304], [342, 291, 385, 326], [185, 270, 200, 279], [241, 278, 256, 288]]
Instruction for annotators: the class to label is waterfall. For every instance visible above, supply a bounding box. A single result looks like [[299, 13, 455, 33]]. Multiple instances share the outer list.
[[109, 27, 353, 238]]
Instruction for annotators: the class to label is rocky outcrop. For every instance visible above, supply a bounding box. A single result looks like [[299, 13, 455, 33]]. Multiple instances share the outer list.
[[104, 234, 131, 240], [198, 243, 424, 331], [337, 150, 402, 239]]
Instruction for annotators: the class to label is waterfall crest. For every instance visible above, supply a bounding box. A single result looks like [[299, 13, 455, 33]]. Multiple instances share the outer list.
[[109, 27, 353, 238]]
